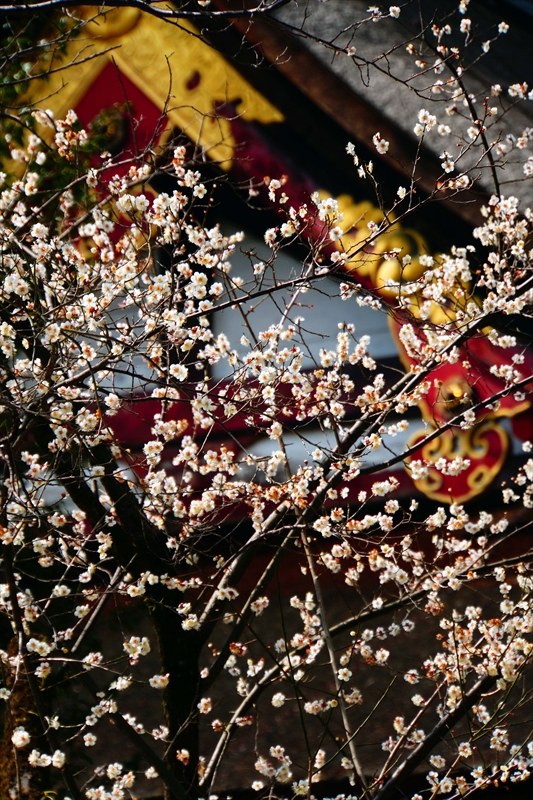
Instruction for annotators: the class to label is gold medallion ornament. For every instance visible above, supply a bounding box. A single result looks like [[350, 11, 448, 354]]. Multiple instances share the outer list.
[[406, 421, 509, 504]]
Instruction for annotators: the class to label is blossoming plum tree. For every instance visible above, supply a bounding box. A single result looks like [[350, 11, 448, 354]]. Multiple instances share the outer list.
[[0, 3, 533, 800]]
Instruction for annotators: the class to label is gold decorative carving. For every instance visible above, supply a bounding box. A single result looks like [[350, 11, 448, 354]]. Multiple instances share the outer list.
[[322, 191, 527, 504], [84, 7, 142, 39], [406, 421, 509, 504], [323, 193, 430, 296], [27, 8, 283, 167]]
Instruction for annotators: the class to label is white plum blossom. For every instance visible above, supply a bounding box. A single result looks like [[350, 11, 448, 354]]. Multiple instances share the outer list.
[[12, 727, 31, 748], [149, 673, 170, 689]]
